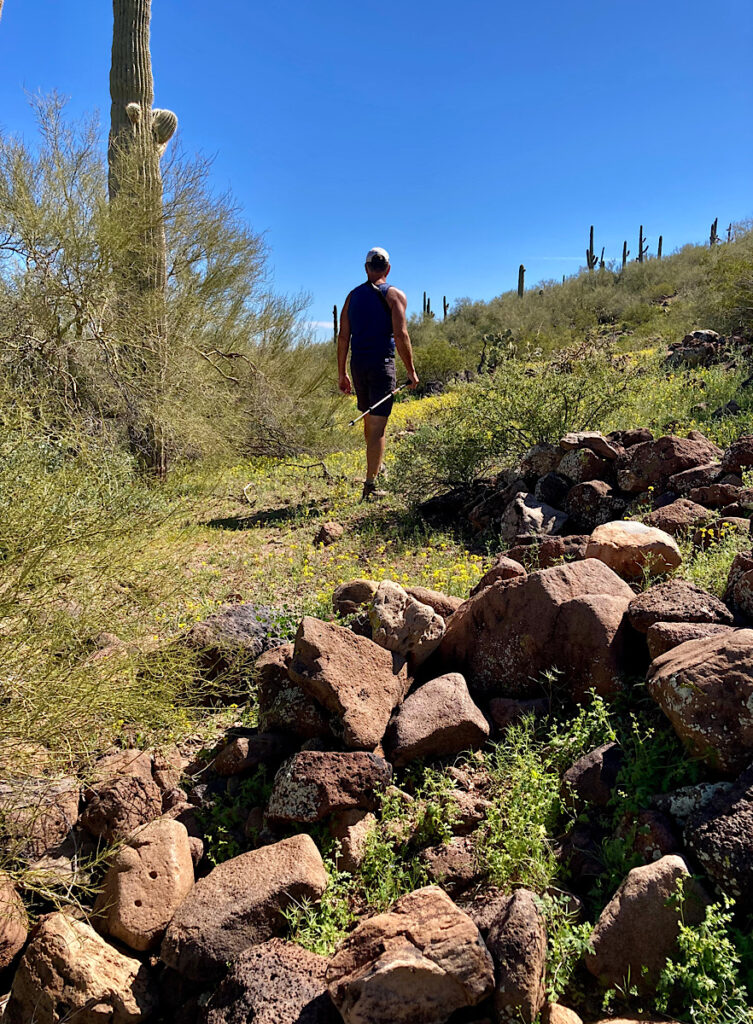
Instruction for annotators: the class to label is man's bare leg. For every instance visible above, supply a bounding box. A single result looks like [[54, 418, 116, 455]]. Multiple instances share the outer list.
[[364, 413, 388, 483]]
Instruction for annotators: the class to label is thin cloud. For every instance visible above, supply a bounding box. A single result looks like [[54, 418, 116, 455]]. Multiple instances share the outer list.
[[308, 321, 335, 329]]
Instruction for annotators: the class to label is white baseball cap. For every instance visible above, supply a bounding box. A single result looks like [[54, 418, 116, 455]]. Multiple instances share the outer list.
[[365, 246, 390, 265]]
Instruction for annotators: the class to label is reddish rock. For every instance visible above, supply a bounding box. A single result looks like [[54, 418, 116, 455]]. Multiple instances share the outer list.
[[315, 521, 344, 546], [489, 697, 549, 731], [721, 435, 753, 474], [562, 743, 623, 811], [506, 534, 590, 569], [534, 472, 571, 509], [558, 448, 612, 484], [630, 810, 680, 862], [688, 482, 740, 507], [369, 581, 446, 667], [330, 810, 375, 873], [668, 461, 722, 494], [421, 836, 483, 896], [213, 732, 292, 777], [643, 498, 714, 536], [628, 580, 734, 633], [485, 889, 547, 1023], [438, 560, 633, 701], [542, 1006, 583, 1024], [405, 585, 464, 619], [585, 521, 682, 579], [326, 886, 494, 1024], [560, 431, 621, 460], [607, 428, 653, 448], [725, 551, 753, 619], [332, 579, 379, 617], [204, 938, 338, 1024], [647, 630, 753, 774], [0, 776, 80, 860], [616, 434, 723, 493], [685, 765, 753, 910], [162, 834, 327, 980], [4, 912, 157, 1024], [646, 621, 734, 659], [256, 644, 332, 740], [384, 672, 489, 768], [519, 442, 563, 481], [289, 617, 409, 749], [265, 751, 392, 825], [566, 481, 625, 533], [94, 817, 194, 952], [585, 855, 708, 994], [470, 556, 527, 596], [80, 774, 162, 844], [0, 872, 28, 969]]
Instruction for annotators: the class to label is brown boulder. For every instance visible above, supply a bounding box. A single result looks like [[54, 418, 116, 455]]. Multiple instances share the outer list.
[[684, 764, 753, 910], [627, 579, 734, 633], [369, 581, 446, 667], [646, 621, 734, 659], [438, 560, 633, 701], [94, 818, 194, 952], [585, 521, 682, 579], [562, 743, 623, 811], [161, 834, 327, 980], [489, 697, 549, 731], [607, 428, 653, 448], [384, 672, 489, 767], [80, 774, 162, 844], [519, 442, 563, 480], [256, 643, 332, 740], [725, 551, 753, 619], [315, 521, 344, 546], [542, 1007, 583, 1024], [470, 555, 527, 596], [616, 434, 723, 493], [0, 776, 80, 860], [558, 448, 612, 484], [485, 889, 547, 1022], [668, 461, 722, 494], [585, 855, 707, 994], [721, 435, 753, 474], [326, 885, 494, 1024], [330, 810, 375, 873], [498, 492, 569, 543], [0, 871, 28, 969], [565, 481, 625, 533], [647, 630, 753, 774], [289, 617, 409, 749], [560, 431, 620, 460], [405, 585, 464, 619], [506, 534, 590, 569], [643, 498, 714, 536], [4, 912, 157, 1024], [688, 482, 740, 507], [421, 835, 483, 896], [213, 732, 292, 776], [203, 938, 338, 1024], [332, 579, 379, 617], [265, 751, 392, 825]]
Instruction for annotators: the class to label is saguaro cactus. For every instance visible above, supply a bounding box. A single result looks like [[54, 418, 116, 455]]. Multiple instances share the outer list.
[[710, 218, 719, 246], [109, 0, 177, 474], [637, 225, 648, 263], [657, 235, 663, 260], [332, 304, 338, 344], [443, 296, 449, 320], [517, 265, 525, 298], [622, 241, 630, 269], [586, 226, 598, 271]]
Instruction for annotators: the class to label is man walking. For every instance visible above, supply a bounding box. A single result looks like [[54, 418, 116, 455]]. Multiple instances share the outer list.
[[338, 247, 419, 500]]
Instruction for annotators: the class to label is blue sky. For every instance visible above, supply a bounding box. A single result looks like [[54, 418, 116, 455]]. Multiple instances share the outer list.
[[1, 1, 751, 339]]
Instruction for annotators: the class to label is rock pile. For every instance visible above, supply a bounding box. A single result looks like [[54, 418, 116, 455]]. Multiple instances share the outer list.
[[2, 429, 753, 1024]]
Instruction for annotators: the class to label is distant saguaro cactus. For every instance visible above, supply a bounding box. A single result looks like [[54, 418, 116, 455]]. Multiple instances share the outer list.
[[518, 265, 525, 297], [586, 226, 598, 270], [710, 218, 719, 246], [622, 241, 630, 269], [637, 225, 649, 263], [657, 235, 663, 260], [443, 296, 449, 320], [422, 291, 427, 316], [727, 223, 733, 243], [332, 304, 338, 344], [109, 0, 178, 475]]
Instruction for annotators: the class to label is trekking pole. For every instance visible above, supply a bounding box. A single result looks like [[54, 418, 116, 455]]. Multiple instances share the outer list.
[[348, 383, 410, 427]]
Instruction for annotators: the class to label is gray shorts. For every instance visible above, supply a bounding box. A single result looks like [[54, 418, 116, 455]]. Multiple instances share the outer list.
[[351, 357, 397, 416]]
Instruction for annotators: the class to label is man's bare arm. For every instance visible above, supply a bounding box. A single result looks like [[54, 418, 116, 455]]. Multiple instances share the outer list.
[[386, 287, 419, 388], [337, 294, 352, 393]]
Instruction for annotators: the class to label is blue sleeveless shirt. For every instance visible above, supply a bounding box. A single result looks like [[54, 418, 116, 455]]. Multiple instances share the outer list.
[[348, 281, 396, 365]]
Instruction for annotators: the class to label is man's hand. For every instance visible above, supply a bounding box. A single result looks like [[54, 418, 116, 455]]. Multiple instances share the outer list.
[[407, 370, 419, 390], [339, 372, 352, 395]]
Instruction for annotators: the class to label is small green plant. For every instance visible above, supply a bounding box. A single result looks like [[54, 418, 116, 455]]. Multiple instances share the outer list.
[[656, 891, 752, 1023], [283, 853, 356, 956], [475, 717, 561, 892], [196, 767, 272, 866], [537, 891, 594, 1003]]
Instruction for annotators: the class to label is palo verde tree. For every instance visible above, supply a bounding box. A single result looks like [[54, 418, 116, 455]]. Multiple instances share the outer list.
[[108, 0, 177, 475]]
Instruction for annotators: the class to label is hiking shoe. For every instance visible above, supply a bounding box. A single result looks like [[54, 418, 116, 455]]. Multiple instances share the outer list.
[[361, 480, 387, 502]]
